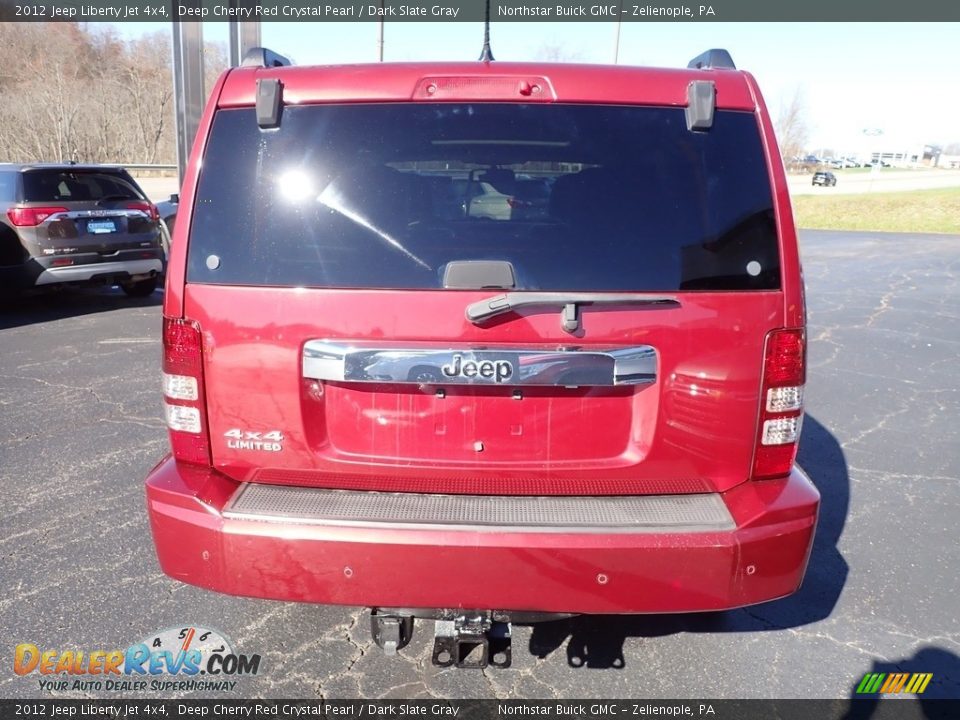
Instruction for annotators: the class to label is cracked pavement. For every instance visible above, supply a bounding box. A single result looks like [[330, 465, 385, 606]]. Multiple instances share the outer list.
[[1, 229, 958, 699]]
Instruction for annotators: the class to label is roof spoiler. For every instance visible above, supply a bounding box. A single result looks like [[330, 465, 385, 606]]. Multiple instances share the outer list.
[[687, 49, 736, 70], [242, 47, 292, 68]]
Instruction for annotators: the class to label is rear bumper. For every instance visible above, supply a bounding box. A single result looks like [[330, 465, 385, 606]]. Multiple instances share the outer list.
[[145, 458, 819, 614], [34, 258, 162, 286], [1, 256, 163, 289]]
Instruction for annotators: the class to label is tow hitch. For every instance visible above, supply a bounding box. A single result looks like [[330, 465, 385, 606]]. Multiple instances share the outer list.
[[372, 609, 538, 668], [432, 613, 511, 669]]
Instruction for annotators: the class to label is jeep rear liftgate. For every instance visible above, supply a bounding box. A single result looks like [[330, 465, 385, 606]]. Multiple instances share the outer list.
[[178, 100, 788, 495], [183, 285, 782, 495], [149, 56, 817, 656]]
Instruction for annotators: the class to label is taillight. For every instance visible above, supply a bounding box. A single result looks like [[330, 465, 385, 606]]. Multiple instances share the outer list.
[[7, 207, 68, 226], [752, 328, 805, 480], [126, 200, 160, 222], [163, 317, 210, 465]]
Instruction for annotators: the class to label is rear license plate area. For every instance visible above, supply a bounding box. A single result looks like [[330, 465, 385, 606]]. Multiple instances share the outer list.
[[87, 219, 117, 234]]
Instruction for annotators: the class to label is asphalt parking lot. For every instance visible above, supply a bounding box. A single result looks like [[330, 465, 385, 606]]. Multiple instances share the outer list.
[[1, 229, 958, 700]]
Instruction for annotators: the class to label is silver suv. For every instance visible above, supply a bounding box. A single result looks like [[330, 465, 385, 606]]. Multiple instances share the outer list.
[[0, 163, 164, 296]]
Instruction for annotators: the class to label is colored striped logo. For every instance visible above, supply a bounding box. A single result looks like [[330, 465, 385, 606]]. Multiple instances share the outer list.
[[856, 672, 933, 694]]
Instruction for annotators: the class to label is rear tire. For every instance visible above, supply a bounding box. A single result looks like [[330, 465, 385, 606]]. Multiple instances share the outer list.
[[159, 220, 172, 268], [121, 277, 157, 297]]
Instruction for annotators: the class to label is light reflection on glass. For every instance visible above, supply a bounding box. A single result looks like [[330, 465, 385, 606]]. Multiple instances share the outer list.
[[316, 184, 431, 270], [277, 169, 314, 202]]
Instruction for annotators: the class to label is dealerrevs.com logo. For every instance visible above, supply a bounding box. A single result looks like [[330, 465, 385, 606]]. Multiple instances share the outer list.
[[14, 626, 261, 692]]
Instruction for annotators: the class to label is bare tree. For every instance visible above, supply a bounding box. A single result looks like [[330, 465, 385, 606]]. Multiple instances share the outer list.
[[535, 42, 582, 63], [0, 21, 196, 165], [774, 86, 811, 166], [119, 32, 175, 163], [204, 40, 229, 91]]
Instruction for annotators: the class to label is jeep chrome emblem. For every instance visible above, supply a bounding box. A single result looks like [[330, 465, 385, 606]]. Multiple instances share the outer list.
[[441, 354, 513, 382]]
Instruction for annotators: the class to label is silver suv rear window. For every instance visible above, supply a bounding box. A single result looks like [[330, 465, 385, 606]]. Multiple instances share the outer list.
[[187, 103, 780, 291], [21, 170, 143, 203]]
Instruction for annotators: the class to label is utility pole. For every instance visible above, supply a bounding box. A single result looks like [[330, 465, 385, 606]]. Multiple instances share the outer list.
[[612, 1, 623, 64], [228, 4, 262, 67], [378, 0, 385, 61], [172, 18, 205, 186]]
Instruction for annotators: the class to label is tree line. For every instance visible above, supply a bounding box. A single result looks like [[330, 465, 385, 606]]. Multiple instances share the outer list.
[[0, 22, 224, 165]]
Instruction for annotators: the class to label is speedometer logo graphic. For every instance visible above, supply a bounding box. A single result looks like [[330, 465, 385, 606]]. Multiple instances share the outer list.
[[139, 626, 234, 673]]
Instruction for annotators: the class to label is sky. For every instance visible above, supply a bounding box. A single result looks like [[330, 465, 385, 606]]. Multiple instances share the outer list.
[[112, 21, 959, 153]]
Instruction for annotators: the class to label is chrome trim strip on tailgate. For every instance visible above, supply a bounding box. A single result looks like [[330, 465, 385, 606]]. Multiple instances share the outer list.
[[302, 341, 657, 387], [223, 485, 734, 534]]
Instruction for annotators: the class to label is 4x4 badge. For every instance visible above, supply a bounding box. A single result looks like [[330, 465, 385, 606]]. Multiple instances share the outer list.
[[224, 429, 284, 452], [441, 354, 513, 383]]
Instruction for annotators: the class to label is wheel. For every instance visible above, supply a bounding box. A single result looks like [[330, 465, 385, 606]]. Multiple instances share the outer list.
[[121, 277, 158, 297], [0, 226, 28, 266], [159, 220, 173, 266]]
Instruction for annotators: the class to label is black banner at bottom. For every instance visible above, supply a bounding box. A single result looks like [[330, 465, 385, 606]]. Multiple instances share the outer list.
[[1, 700, 959, 720]]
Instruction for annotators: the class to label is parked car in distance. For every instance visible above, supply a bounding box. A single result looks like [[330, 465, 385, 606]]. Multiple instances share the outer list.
[[0, 163, 164, 296], [156, 193, 179, 236], [508, 177, 552, 221], [460, 180, 512, 221], [830, 158, 859, 169], [812, 171, 837, 187], [452, 174, 553, 222], [155, 192, 179, 262]]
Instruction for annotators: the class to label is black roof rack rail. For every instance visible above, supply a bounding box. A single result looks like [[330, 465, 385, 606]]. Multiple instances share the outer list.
[[241, 47, 292, 69], [687, 49, 736, 70]]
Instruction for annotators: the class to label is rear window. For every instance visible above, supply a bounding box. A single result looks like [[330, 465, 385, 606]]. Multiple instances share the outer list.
[[0, 171, 17, 202], [188, 103, 780, 291], [22, 170, 144, 203]]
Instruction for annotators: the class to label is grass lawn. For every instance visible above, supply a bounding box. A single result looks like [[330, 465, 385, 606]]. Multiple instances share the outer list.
[[833, 166, 913, 174], [792, 187, 960, 234]]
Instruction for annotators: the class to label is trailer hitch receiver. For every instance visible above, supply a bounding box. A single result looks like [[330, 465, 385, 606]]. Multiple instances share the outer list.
[[431, 613, 511, 669]]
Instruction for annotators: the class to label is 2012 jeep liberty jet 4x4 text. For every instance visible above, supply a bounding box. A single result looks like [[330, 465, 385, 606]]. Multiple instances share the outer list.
[[146, 46, 818, 668]]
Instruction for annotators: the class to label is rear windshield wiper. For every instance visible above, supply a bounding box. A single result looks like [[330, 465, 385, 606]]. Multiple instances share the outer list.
[[466, 292, 680, 333]]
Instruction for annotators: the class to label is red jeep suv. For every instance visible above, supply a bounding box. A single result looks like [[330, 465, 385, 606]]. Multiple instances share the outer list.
[[146, 48, 818, 666]]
